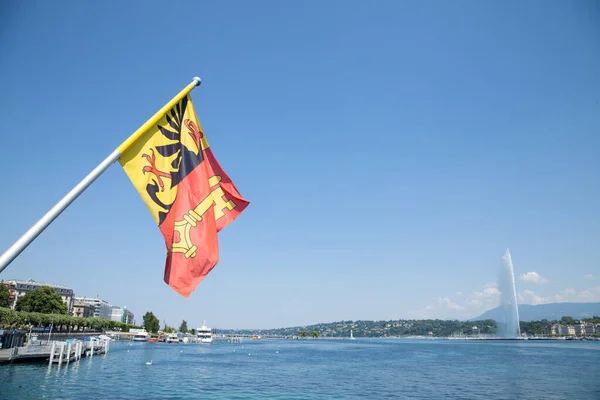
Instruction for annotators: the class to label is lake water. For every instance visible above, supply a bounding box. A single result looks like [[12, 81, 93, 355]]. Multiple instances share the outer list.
[[1, 339, 598, 399]]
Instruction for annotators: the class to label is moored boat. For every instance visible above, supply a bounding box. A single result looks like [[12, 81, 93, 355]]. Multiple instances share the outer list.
[[129, 328, 150, 342], [196, 321, 213, 344], [132, 333, 149, 342], [165, 333, 179, 343]]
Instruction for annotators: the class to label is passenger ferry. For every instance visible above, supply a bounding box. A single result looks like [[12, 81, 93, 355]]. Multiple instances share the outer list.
[[165, 333, 179, 343], [196, 321, 213, 344], [131, 329, 149, 342]]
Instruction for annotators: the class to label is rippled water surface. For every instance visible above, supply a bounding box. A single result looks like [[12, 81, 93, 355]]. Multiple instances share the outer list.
[[1, 339, 599, 399]]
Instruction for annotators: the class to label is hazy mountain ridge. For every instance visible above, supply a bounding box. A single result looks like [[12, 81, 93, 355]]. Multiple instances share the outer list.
[[472, 302, 600, 321], [213, 303, 600, 336]]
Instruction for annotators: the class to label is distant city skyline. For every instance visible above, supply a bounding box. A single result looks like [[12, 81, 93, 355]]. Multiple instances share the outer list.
[[0, 1, 598, 329], [3, 278, 136, 325]]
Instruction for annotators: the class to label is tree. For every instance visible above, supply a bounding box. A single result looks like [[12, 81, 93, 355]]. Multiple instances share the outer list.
[[0, 281, 9, 308], [143, 311, 160, 333], [0, 306, 142, 331], [179, 320, 188, 333], [190, 328, 196, 335], [560, 316, 576, 325], [15, 286, 67, 314], [310, 331, 320, 338], [163, 326, 176, 333]]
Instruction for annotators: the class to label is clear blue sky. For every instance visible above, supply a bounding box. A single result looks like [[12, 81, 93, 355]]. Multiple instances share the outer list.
[[0, 0, 598, 329]]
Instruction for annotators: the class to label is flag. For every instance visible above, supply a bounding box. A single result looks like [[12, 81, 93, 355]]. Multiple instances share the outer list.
[[119, 95, 249, 297]]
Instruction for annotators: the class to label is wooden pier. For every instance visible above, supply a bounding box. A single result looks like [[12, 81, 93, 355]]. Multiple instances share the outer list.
[[0, 338, 110, 365]]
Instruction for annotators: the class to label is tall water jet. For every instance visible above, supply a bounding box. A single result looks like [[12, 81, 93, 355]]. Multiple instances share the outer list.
[[496, 248, 521, 338]]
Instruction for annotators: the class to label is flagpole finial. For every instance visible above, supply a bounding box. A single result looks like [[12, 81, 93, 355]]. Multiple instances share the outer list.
[[192, 77, 201, 87]]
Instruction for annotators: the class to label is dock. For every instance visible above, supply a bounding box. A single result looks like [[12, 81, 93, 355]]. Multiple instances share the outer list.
[[0, 337, 110, 366]]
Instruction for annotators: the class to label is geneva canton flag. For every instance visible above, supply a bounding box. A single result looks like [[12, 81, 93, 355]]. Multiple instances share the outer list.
[[119, 95, 249, 297]]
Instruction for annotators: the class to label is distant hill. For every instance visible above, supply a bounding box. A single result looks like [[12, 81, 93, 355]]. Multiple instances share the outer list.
[[472, 302, 600, 322]]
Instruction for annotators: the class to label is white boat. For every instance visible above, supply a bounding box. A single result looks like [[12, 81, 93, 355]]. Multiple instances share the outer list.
[[129, 328, 150, 342], [165, 333, 179, 343], [132, 332, 149, 342], [196, 321, 213, 344]]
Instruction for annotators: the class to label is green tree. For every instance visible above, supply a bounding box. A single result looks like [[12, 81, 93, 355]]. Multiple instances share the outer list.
[[15, 286, 67, 314], [0, 307, 143, 331], [163, 326, 176, 333], [560, 316, 576, 325], [310, 331, 320, 338], [143, 311, 160, 333], [0, 282, 9, 308], [179, 320, 188, 333], [190, 328, 196, 335]]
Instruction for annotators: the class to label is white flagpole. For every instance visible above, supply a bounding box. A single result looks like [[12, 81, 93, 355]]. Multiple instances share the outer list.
[[0, 77, 201, 274]]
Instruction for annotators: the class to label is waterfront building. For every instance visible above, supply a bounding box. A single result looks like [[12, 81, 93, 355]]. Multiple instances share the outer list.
[[551, 323, 595, 336], [5, 279, 74, 313], [110, 306, 123, 322], [574, 322, 596, 336], [109, 306, 135, 324], [123, 307, 135, 325], [73, 297, 112, 319], [71, 300, 95, 318], [73, 296, 134, 323], [557, 325, 575, 335], [574, 323, 586, 336]]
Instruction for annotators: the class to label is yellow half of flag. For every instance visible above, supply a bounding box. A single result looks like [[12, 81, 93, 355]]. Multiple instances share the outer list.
[[119, 95, 209, 225]]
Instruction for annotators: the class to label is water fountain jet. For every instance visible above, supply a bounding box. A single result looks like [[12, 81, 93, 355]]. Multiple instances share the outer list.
[[496, 248, 521, 338]]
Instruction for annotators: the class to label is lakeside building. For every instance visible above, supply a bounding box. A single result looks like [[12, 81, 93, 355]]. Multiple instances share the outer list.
[[110, 306, 122, 322], [561, 325, 575, 335], [72, 297, 135, 324], [3, 279, 135, 324], [123, 307, 135, 325], [109, 305, 135, 325], [574, 322, 597, 336], [551, 323, 596, 336], [4, 279, 74, 313], [71, 300, 95, 318], [124, 308, 135, 325], [73, 297, 112, 319], [584, 325, 595, 335]]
